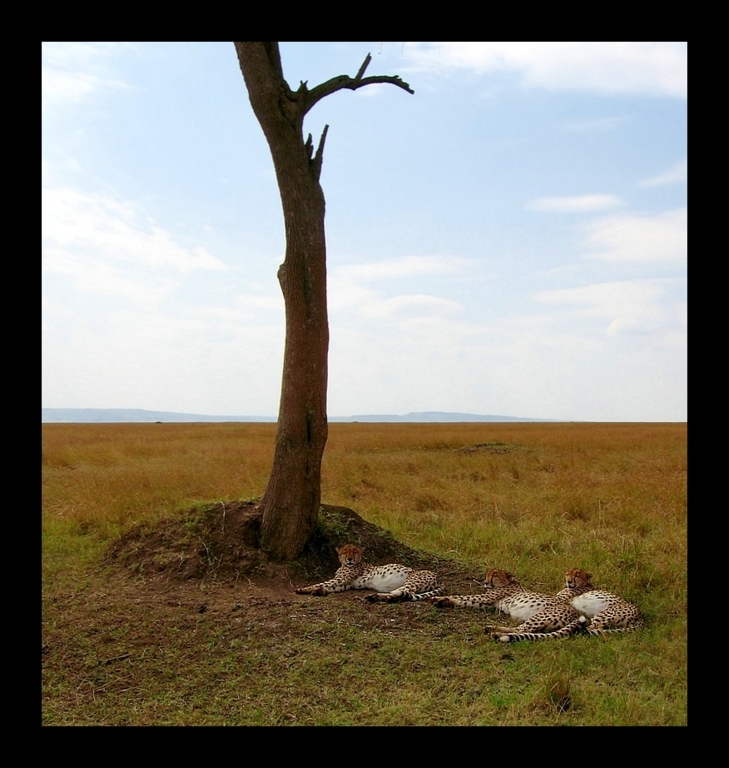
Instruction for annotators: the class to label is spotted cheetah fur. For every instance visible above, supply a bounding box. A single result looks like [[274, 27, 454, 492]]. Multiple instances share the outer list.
[[433, 568, 592, 627], [481, 567, 594, 641], [295, 544, 444, 603], [565, 568, 644, 636], [495, 616, 588, 643], [496, 568, 644, 641]]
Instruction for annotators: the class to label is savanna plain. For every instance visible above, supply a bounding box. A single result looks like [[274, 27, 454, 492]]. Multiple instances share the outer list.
[[42, 422, 686, 725]]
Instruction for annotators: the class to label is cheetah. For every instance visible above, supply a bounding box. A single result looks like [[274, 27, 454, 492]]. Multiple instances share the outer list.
[[495, 568, 644, 640], [294, 544, 444, 603], [433, 568, 592, 625], [565, 568, 644, 636], [431, 569, 526, 611], [481, 567, 595, 642]]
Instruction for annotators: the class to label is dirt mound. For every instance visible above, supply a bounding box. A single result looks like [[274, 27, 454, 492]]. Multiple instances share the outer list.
[[106, 502, 469, 590]]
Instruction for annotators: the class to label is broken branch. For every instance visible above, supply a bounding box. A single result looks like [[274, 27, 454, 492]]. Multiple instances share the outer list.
[[311, 124, 329, 181], [300, 53, 413, 117], [355, 53, 372, 81]]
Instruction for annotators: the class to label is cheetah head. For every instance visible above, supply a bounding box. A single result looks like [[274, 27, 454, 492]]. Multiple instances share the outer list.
[[484, 569, 520, 589], [337, 544, 364, 566], [565, 568, 593, 589]]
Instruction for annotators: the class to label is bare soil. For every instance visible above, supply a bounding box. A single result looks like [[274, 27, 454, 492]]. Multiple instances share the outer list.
[[43, 504, 491, 724], [105, 502, 480, 596], [96, 501, 485, 648]]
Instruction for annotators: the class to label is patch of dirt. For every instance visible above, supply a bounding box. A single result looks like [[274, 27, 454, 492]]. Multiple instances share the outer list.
[[105, 502, 480, 597], [45, 504, 496, 723]]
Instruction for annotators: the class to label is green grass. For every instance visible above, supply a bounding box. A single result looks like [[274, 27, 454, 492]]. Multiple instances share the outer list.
[[42, 422, 686, 726]]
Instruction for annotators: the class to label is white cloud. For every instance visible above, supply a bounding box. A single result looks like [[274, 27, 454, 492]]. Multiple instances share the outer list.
[[405, 42, 687, 98], [42, 69, 129, 109], [44, 246, 178, 305], [328, 255, 467, 322], [582, 207, 687, 264], [327, 276, 377, 313], [42, 42, 132, 69], [234, 294, 284, 311], [559, 116, 630, 134], [336, 254, 470, 281], [535, 279, 680, 335], [328, 288, 687, 420], [42, 305, 287, 415], [42, 185, 227, 306], [43, 186, 227, 273], [365, 294, 461, 318], [527, 194, 625, 213], [42, 42, 133, 111], [639, 159, 687, 187], [42, 297, 73, 323], [354, 82, 390, 98]]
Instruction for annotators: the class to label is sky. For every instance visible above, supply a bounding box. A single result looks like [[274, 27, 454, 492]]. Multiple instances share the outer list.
[[42, 42, 687, 421]]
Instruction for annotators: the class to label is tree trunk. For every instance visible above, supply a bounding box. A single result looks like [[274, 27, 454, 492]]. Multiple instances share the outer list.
[[235, 43, 329, 561], [235, 43, 412, 561]]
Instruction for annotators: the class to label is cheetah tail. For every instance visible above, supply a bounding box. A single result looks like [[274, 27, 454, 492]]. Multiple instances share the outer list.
[[585, 620, 644, 637], [409, 585, 446, 602], [496, 617, 587, 643]]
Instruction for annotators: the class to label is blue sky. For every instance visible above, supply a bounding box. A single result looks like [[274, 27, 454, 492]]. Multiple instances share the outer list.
[[42, 42, 687, 421]]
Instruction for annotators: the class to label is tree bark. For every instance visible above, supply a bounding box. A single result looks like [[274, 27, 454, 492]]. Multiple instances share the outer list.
[[234, 43, 412, 560]]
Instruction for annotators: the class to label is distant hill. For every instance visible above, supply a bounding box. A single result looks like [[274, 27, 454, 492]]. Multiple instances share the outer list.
[[342, 412, 554, 423], [42, 408, 553, 423], [41, 409, 277, 423]]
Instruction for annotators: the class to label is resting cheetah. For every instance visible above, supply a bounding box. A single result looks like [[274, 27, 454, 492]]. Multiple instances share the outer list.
[[433, 568, 592, 625], [431, 569, 526, 611], [295, 544, 444, 603], [482, 567, 596, 642], [565, 568, 644, 636]]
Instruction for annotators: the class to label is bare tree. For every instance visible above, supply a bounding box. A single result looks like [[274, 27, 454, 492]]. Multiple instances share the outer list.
[[234, 43, 413, 560]]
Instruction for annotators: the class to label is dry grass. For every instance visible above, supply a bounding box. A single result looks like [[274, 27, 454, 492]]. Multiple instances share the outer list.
[[42, 421, 686, 725]]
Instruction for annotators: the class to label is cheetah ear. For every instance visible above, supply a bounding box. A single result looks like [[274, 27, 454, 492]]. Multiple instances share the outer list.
[[586, 571, 593, 581]]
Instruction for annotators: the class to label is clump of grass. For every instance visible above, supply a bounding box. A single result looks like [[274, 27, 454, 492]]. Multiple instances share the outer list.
[[545, 675, 572, 714]]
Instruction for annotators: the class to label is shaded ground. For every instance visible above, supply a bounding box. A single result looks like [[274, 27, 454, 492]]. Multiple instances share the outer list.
[[80, 501, 487, 669], [44, 504, 502, 724], [106, 502, 481, 597], [41, 566, 505, 725]]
